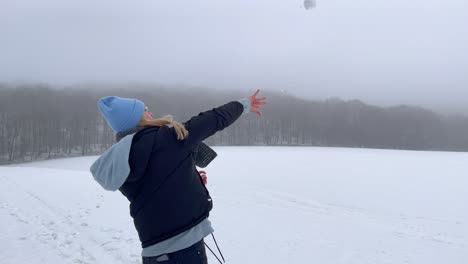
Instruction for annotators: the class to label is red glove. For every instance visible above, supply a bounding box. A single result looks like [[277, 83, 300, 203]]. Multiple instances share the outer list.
[[198, 170, 207, 185]]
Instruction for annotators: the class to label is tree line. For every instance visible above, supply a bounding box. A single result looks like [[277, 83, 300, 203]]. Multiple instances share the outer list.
[[1, 83, 467, 164]]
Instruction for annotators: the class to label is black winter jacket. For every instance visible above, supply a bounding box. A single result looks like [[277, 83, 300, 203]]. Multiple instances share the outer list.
[[119, 101, 244, 248]]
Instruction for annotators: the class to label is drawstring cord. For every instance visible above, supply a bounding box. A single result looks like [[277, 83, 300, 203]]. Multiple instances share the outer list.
[[211, 233, 225, 263], [204, 233, 226, 264]]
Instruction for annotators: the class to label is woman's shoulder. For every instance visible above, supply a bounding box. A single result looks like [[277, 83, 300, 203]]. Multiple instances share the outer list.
[[134, 126, 160, 137], [132, 125, 177, 149]]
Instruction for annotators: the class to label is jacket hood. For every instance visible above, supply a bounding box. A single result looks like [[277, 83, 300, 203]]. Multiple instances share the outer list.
[[90, 134, 135, 191]]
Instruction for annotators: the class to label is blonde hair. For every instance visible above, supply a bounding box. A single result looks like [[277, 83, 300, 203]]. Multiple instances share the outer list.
[[138, 115, 189, 141]]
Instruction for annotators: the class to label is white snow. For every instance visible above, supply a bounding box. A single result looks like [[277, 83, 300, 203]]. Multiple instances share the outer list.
[[1, 147, 467, 264]]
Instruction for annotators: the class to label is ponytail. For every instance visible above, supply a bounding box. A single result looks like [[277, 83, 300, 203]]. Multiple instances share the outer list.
[[138, 115, 189, 141]]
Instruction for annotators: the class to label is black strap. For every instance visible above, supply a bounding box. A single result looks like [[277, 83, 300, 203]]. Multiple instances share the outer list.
[[204, 233, 226, 264]]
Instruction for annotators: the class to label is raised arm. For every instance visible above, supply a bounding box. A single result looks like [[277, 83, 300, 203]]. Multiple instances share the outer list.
[[182, 89, 267, 148], [182, 101, 244, 148]]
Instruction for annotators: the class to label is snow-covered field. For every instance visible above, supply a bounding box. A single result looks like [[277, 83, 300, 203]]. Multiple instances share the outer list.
[[1, 147, 467, 264]]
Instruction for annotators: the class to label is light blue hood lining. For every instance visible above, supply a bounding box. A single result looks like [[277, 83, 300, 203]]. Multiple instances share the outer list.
[[90, 134, 135, 191]]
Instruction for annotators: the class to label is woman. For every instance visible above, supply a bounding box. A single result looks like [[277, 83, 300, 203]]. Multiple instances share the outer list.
[[90, 90, 267, 264]]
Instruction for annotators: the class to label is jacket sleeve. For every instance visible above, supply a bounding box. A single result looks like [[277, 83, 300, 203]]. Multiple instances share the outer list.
[[182, 101, 244, 148]]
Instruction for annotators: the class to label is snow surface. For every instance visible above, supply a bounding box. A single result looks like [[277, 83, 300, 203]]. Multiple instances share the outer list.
[[1, 147, 467, 264]]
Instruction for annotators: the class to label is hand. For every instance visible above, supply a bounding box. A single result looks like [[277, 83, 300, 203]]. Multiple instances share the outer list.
[[249, 89, 267, 116], [198, 170, 207, 185]]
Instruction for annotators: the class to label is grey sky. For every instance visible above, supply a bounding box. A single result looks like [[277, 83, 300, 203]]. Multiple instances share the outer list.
[[1, 0, 467, 113]]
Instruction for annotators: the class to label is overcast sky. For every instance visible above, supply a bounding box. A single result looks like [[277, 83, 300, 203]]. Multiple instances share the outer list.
[[1, 0, 467, 113]]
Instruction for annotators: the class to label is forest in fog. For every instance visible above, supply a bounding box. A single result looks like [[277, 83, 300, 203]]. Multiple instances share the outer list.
[[1, 83, 468, 164]]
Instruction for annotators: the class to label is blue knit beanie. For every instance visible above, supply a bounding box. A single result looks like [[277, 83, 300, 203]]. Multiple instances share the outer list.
[[98, 96, 145, 133]]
